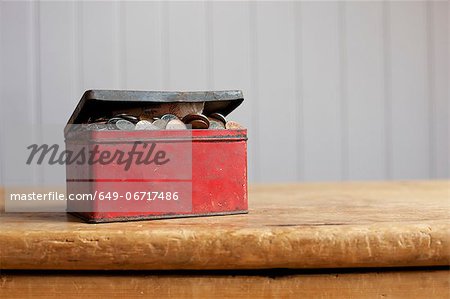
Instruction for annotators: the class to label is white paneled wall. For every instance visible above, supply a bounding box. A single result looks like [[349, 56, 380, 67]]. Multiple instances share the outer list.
[[0, 1, 448, 184]]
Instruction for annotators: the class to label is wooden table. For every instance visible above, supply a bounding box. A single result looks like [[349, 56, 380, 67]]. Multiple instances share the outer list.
[[1, 181, 449, 297]]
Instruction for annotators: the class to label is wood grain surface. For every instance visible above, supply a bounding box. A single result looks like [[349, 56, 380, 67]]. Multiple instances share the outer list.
[[0, 181, 449, 270], [1, 269, 448, 298]]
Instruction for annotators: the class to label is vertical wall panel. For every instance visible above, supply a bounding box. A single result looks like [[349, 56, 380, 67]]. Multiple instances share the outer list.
[[0, 1, 3, 186], [429, 1, 449, 178], [301, 2, 342, 181], [383, 2, 392, 179], [123, 1, 163, 90], [166, 2, 207, 90], [0, 1, 36, 185], [79, 1, 119, 90], [248, 2, 260, 182], [255, 2, 297, 182], [39, 1, 76, 124], [388, 2, 429, 179], [293, 2, 303, 181], [210, 2, 255, 181], [344, 2, 386, 180]]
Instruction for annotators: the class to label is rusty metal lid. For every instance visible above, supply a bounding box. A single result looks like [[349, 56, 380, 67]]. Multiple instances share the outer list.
[[66, 90, 244, 125]]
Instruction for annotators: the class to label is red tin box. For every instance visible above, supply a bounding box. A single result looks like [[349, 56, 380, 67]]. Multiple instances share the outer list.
[[65, 90, 248, 223]]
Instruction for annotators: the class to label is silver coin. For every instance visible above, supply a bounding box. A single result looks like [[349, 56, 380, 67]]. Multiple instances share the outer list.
[[114, 113, 139, 123], [107, 117, 123, 124], [152, 119, 168, 129], [135, 120, 158, 130], [106, 123, 117, 130], [166, 119, 187, 130], [107, 117, 125, 130], [161, 114, 178, 122], [208, 119, 225, 129], [115, 119, 135, 131], [87, 123, 108, 131]]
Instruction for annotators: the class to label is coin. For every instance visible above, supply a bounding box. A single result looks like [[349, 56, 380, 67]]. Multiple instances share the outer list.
[[182, 114, 210, 129], [182, 113, 209, 124], [166, 119, 187, 130], [161, 114, 178, 122], [115, 119, 135, 131], [114, 113, 139, 124], [107, 117, 123, 124], [209, 113, 226, 124], [87, 123, 108, 131], [135, 120, 158, 130], [190, 119, 209, 129], [225, 121, 244, 130], [152, 119, 168, 130], [208, 117, 225, 129], [106, 117, 122, 130], [106, 123, 117, 130]]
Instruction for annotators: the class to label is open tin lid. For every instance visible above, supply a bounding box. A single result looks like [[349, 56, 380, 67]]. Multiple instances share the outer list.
[[66, 90, 244, 125]]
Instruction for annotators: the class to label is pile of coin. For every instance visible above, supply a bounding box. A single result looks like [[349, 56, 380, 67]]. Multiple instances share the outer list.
[[83, 112, 244, 131]]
